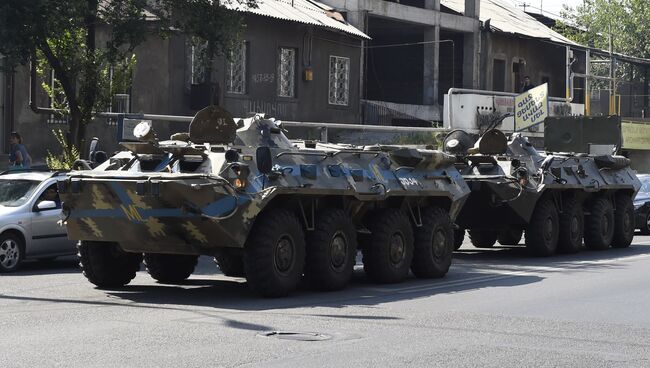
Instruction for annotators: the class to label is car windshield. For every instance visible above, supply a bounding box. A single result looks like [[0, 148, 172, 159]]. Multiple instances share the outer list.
[[0, 180, 40, 207], [640, 177, 650, 194]]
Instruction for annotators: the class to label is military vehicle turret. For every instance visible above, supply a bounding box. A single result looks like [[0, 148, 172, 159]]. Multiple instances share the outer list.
[[59, 106, 470, 297], [445, 116, 641, 256]]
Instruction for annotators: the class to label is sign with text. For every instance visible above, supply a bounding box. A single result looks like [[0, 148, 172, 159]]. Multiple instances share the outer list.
[[514, 83, 549, 131]]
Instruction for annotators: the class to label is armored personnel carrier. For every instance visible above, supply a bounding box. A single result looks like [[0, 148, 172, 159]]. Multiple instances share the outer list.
[[59, 106, 470, 297], [445, 119, 641, 256]]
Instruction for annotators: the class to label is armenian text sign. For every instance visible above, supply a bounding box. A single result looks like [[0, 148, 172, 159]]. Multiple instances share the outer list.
[[515, 83, 549, 131]]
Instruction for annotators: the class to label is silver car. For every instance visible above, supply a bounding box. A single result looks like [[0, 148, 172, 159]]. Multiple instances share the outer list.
[[0, 171, 76, 272]]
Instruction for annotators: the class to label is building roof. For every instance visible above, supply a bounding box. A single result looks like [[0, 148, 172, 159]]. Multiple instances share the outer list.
[[228, 0, 370, 39], [441, 0, 577, 45]]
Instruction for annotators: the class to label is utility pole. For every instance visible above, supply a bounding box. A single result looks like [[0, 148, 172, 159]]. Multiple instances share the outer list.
[[517, 1, 531, 13]]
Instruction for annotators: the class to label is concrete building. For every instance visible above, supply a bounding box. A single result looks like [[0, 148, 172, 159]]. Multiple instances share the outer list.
[[321, 0, 481, 124]]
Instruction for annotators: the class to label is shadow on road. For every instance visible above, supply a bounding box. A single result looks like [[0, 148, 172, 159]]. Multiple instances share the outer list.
[[453, 241, 650, 273], [2, 242, 648, 334], [8, 256, 79, 276], [96, 268, 543, 314]]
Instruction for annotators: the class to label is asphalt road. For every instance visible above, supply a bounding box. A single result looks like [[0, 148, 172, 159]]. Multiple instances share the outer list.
[[3, 235, 650, 368]]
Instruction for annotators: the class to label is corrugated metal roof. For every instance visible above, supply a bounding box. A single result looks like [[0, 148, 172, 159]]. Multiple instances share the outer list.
[[441, 0, 578, 45], [227, 0, 370, 39]]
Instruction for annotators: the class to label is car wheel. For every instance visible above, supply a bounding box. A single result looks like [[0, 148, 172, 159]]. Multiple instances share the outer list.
[[0, 233, 24, 273]]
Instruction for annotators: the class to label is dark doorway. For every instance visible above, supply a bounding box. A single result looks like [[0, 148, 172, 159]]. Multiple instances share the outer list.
[[366, 17, 425, 104], [493, 59, 506, 92]]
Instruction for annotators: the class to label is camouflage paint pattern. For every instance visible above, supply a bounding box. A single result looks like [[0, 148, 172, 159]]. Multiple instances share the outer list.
[[60, 107, 470, 255], [451, 130, 642, 230]]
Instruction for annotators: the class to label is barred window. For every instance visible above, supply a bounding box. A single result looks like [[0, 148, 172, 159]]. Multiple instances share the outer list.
[[328, 56, 350, 106], [277, 48, 296, 98], [187, 42, 207, 87], [46, 69, 69, 124], [227, 42, 247, 94]]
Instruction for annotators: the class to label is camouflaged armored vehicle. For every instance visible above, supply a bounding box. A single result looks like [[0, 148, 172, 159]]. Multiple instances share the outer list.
[[445, 118, 641, 257], [59, 106, 470, 297]]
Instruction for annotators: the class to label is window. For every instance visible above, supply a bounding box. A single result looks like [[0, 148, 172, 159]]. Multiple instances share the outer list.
[[277, 48, 296, 98], [492, 59, 506, 92], [46, 69, 69, 125], [227, 42, 247, 94], [328, 56, 350, 106], [187, 41, 208, 87]]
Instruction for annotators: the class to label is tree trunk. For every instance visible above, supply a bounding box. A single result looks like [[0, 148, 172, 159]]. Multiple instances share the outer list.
[[69, 108, 84, 158]]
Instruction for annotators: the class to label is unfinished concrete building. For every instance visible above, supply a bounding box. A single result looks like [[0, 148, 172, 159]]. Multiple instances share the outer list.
[[321, 0, 481, 125]]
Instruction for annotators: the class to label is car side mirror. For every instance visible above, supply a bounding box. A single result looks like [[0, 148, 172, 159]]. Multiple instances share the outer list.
[[256, 146, 273, 175], [36, 200, 57, 211]]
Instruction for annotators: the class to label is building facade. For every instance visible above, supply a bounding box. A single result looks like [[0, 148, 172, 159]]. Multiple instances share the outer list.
[[0, 1, 367, 161]]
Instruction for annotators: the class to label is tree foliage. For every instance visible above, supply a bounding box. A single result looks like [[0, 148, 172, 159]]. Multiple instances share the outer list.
[[560, 0, 650, 60], [0, 0, 255, 153]]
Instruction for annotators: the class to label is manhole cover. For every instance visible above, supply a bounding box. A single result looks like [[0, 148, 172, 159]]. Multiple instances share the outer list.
[[258, 331, 332, 341]]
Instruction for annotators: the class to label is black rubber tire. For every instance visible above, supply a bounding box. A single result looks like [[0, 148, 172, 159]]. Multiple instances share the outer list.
[[454, 229, 465, 250], [468, 229, 498, 248], [362, 209, 414, 284], [497, 228, 523, 245], [557, 198, 584, 254], [243, 209, 306, 297], [612, 194, 634, 248], [78, 241, 142, 287], [525, 198, 559, 256], [411, 207, 453, 279], [640, 212, 650, 235], [304, 209, 357, 291], [214, 253, 245, 277], [0, 233, 24, 273], [584, 197, 614, 250], [144, 253, 198, 283]]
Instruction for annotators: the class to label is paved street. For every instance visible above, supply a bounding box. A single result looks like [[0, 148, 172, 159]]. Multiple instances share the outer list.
[[2, 235, 650, 368]]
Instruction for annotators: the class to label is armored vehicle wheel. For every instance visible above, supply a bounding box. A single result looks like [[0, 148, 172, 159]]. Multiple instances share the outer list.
[[584, 197, 614, 250], [498, 228, 523, 245], [362, 209, 414, 283], [305, 209, 357, 291], [612, 194, 634, 248], [78, 241, 142, 287], [0, 232, 24, 273], [454, 229, 465, 250], [468, 229, 498, 248], [243, 209, 306, 297], [558, 198, 584, 254], [214, 254, 245, 277], [411, 207, 453, 279], [525, 199, 559, 256], [144, 253, 198, 283]]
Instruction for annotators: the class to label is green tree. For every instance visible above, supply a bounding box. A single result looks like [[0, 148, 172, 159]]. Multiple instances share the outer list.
[[560, 0, 650, 59], [0, 0, 254, 154]]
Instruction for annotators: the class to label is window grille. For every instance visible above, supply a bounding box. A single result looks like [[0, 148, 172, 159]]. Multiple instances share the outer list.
[[187, 42, 207, 87], [47, 69, 69, 124], [227, 42, 247, 94], [277, 48, 296, 98], [328, 56, 350, 106]]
